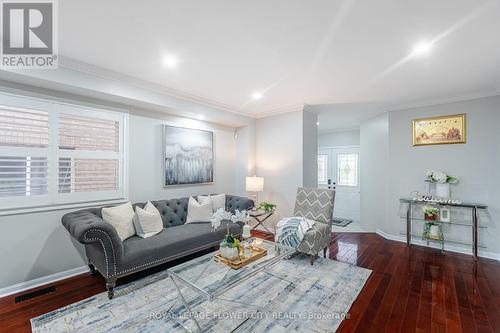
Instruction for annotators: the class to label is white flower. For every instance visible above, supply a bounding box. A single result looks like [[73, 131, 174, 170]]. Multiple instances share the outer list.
[[433, 171, 447, 183]]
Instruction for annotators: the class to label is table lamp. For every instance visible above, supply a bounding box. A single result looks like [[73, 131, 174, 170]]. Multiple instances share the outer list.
[[245, 175, 264, 206]]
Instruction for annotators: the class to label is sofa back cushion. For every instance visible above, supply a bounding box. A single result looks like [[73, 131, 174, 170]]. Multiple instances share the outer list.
[[134, 198, 189, 227], [226, 195, 254, 213], [87, 195, 253, 229]]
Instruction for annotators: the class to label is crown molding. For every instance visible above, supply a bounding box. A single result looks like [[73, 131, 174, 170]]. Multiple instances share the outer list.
[[386, 90, 500, 112], [58, 57, 253, 117], [253, 104, 305, 118], [318, 126, 361, 135]]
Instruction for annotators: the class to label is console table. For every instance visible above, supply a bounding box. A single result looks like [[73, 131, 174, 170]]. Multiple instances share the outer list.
[[399, 197, 488, 261]]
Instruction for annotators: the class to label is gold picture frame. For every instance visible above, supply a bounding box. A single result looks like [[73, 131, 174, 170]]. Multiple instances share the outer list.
[[412, 113, 466, 146]]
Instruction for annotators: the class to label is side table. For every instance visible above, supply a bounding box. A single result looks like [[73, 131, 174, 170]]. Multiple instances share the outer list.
[[249, 210, 275, 235]]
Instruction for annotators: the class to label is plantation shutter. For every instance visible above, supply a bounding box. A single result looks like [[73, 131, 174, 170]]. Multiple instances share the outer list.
[[0, 92, 126, 210], [0, 106, 49, 199]]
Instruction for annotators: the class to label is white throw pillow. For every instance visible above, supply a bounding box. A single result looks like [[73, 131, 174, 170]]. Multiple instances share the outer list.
[[186, 196, 213, 223], [102, 202, 136, 241], [133, 202, 164, 238], [210, 194, 226, 212], [198, 194, 226, 212], [197, 195, 213, 210]]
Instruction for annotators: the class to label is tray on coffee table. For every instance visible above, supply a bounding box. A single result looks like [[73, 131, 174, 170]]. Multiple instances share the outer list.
[[214, 246, 267, 269]]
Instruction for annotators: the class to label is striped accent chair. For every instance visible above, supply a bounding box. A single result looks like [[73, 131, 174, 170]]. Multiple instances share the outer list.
[[294, 187, 335, 264]]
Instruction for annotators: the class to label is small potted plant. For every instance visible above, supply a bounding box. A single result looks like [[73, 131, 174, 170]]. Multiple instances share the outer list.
[[258, 202, 276, 212], [219, 233, 240, 261], [423, 206, 441, 239]]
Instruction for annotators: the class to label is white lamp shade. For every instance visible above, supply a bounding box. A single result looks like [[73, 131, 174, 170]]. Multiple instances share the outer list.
[[246, 176, 264, 192]]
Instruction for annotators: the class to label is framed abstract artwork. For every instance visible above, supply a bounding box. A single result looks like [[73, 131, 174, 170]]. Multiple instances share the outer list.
[[163, 125, 214, 186], [412, 113, 466, 146]]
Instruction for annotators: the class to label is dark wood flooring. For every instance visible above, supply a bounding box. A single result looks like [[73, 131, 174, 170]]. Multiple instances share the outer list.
[[1, 232, 500, 333]]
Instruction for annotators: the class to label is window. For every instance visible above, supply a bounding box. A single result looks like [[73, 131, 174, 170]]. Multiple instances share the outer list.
[[337, 153, 358, 187], [318, 154, 328, 184], [0, 92, 127, 210]]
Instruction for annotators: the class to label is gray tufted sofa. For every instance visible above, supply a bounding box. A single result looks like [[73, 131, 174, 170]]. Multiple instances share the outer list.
[[62, 195, 253, 299]]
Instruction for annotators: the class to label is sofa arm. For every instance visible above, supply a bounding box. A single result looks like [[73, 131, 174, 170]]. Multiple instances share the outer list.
[[62, 210, 123, 277]]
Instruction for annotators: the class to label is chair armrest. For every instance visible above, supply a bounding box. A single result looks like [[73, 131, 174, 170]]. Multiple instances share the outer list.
[[62, 210, 124, 276]]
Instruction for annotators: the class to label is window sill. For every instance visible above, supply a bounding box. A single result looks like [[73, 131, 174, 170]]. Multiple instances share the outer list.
[[0, 199, 128, 217]]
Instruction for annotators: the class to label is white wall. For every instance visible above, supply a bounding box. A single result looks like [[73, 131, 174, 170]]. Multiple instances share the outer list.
[[234, 121, 257, 196], [256, 111, 303, 221], [360, 95, 500, 258], [129, 112, 239, 202], [360, 113, 389, 232], [302, 111, 318, 188], [386, 97, 500, 257], [318, 129, 360, 148]]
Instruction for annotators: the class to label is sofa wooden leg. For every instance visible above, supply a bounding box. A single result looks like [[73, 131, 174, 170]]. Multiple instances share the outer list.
[[88, 262, 97, 276], [106, 279, 116, 299], [323, 247, 327, 258], [310, 255, 316, 265]]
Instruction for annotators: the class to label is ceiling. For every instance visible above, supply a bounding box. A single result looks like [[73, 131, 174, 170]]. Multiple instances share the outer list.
[[57, 0, 500, 117]]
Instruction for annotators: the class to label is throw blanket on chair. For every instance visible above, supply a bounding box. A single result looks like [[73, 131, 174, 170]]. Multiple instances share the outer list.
[[275, 217, 316, 248]]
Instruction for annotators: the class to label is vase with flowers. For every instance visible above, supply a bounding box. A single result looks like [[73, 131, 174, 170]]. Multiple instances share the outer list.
[[422, 206, 442, 240], [219, 225, 240, 261], [425, 170, 459, 199]]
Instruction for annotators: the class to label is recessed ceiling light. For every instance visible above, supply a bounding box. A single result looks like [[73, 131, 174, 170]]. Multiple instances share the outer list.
[[162, 55, 178, 69], [316, 122, 320, 126], [251, 92, 263, 100], [411, 41, 433, 57]]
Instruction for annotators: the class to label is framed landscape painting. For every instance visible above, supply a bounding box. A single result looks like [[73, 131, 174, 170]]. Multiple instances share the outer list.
[[412, 114, 466, 146], [163, 125, 214, 186]]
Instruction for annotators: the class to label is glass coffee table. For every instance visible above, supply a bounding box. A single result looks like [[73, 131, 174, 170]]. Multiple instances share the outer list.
[[167, 239, 295, 332]]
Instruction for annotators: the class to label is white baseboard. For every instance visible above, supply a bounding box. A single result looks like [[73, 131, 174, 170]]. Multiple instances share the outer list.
[[375, 229, 500, 262], [0, 265, 89, 298]]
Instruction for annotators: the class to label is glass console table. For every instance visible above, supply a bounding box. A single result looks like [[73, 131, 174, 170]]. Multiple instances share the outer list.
[[399, 197, 488, 261]]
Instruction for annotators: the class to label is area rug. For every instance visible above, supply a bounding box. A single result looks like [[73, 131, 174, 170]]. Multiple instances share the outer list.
[[331, 217, 353, 227], [31, 254, 371, 333]]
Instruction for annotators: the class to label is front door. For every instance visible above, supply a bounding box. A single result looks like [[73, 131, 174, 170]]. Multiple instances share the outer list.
[[318, 147, 360, 221]]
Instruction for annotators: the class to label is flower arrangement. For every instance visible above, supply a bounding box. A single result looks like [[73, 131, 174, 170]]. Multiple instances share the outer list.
[[219, 227, 241, 260], [425, 170, 459, 184], [423, 206, 439, 220], [422, 206, 443, 240], [211, 208, 250, 230]]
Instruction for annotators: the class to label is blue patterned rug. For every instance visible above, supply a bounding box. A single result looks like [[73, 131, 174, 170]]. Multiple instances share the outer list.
[[31, 254, 371, 333]]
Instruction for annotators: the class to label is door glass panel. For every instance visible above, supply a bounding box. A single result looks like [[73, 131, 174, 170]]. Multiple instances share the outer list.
[[337, 153, 358, 186], [317, 154, 328, 184]]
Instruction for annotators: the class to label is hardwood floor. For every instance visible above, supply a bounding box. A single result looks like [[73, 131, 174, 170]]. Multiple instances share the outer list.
[[1, 233, 500, 333]]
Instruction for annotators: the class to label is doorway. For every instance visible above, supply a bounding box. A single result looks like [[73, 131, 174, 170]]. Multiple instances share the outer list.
[[318, 147, 360, 222]]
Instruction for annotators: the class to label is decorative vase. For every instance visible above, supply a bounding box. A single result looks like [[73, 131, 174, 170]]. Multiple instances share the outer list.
[[242, 224, 251, 239], [429, 225, 440, 238], [436, 183, 450, 198], [220, 246, 239, 261]]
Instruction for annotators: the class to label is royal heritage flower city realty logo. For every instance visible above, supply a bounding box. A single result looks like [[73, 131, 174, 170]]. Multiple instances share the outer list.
[[1, 0, 58, 69]]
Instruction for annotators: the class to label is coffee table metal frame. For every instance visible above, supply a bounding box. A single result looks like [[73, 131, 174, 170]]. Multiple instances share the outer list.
[[167, 239, 295, 332]]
